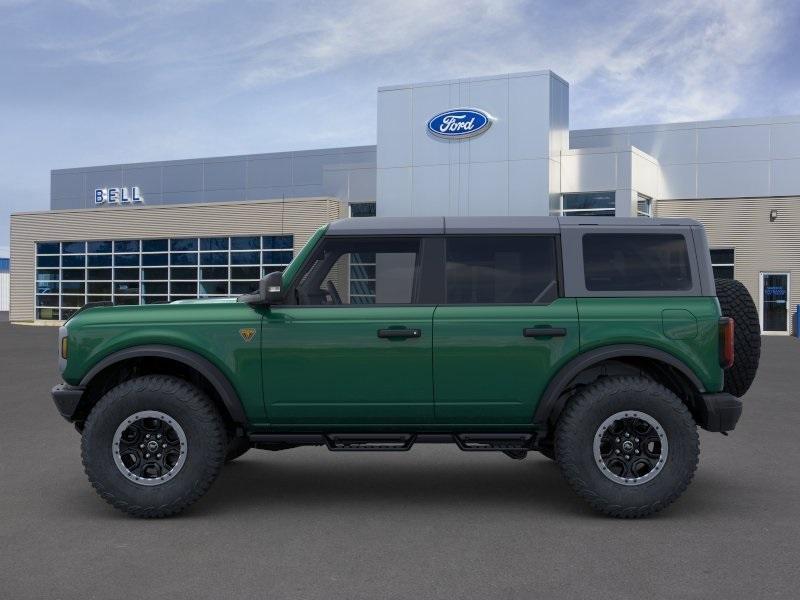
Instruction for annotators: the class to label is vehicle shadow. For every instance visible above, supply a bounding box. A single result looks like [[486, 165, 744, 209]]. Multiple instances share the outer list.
[[194, 450, 591, 518]]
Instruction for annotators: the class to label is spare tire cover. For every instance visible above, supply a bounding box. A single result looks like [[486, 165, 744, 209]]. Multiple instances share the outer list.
[[715, 278, 761, 397]]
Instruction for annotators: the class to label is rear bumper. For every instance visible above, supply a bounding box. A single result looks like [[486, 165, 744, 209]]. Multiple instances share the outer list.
[[696, 392, 742, 432], [51, 384, 85, 422]]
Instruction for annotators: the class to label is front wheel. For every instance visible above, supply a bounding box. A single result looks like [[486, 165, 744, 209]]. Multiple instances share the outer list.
[[81, 375, 226, 518], [555, 376, 699, 518]]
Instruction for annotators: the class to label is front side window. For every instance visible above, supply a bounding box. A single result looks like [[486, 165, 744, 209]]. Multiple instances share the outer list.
[[294, 238, 420, 305], [583, 233, 692, 291], [445, 236, 558, 304]]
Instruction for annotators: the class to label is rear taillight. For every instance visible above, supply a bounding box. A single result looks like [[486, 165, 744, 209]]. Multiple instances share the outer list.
[[719, 317, 734, 369]]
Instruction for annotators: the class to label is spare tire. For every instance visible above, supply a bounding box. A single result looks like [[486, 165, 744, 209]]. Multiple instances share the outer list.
[[715, 278, 761, 397]]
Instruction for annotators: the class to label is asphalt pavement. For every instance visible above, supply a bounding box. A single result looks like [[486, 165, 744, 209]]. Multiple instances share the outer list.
[[1, 322, 799, 599]]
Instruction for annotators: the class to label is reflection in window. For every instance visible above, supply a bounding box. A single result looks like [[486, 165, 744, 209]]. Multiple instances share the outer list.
[[710, 248, 734, 280], [33, 234, 293, 319], [561, 192, 615, 216]]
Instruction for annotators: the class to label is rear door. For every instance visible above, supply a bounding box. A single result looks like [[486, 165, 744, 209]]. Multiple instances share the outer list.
[[432, 235, 580, 424]]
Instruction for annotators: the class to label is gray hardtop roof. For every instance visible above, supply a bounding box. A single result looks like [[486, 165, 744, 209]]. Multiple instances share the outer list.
[[326, 215, 701, 236]]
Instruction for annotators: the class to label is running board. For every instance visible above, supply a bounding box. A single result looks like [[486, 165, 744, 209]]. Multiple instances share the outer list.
[[249, 432, 538, 452], [325, 433, 416, 451], [454, 433, 534, 451]]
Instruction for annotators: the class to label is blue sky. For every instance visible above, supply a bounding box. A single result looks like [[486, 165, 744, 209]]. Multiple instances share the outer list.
[[1, 0, 799, 249]]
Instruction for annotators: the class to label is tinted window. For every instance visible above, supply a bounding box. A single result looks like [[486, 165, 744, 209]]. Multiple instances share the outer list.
[[296, 238, 420, 305], [583, 233, 692, 291], [445, 236, 558, 304]]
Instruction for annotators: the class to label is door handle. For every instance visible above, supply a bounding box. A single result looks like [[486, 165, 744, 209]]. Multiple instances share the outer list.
[[523, 327, 567, 338], [377, 328, 422, 339]]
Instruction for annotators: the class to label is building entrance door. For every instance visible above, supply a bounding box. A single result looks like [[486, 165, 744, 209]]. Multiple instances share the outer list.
[[759, 272, 790, 334]]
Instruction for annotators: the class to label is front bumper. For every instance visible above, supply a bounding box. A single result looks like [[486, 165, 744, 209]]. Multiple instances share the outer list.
[[696, 392, 742, 432], [51, 384, 85, 422]]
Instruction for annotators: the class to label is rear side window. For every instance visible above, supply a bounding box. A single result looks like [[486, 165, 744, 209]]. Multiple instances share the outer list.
[[445, 236, 558, 304], [583, 233, 692, 291]]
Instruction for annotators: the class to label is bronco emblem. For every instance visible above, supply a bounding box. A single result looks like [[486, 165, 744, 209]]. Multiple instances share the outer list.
[[239, 328, 256, 342]]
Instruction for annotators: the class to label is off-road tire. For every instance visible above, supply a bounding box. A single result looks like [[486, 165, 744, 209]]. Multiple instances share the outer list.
[[555, 376, 699, 518], [81, 375, 226, 518], [225, 435, 251, 463], [715, 278, 761, 397]]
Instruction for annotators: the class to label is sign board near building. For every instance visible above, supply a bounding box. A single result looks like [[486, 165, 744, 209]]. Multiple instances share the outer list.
[[426, 108, 494, 139], [94, 187, 143, 205]]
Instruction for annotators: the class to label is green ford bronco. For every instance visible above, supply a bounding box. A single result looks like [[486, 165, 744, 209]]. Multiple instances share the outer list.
[[52, 216, 761, 518]]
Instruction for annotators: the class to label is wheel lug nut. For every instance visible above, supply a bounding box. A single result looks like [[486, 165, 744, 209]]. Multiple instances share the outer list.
[[615, 437, 620, 443], [162, 443, 167, 448], [145, 434, 150, 439], [634, 437, 639, 442], [157, 434, 162, 439], [625, 455, 630, 459], [157, 453, 161, 458], [635, 450, 640, 454], [139, 444, 144, 449], [625, 433, 630, 438], [145, 453, 150, 458], [615, 449, 621, 454]]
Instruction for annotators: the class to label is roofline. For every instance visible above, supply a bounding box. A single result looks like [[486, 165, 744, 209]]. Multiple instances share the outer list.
[[572, 114, 800, 137], [51, 145, 377, 174]]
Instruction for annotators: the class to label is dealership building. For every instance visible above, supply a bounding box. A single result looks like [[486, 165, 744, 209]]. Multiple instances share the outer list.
[[10, 69, 800, 333]]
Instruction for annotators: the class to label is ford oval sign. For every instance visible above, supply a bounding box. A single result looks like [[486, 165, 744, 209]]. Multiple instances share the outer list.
[[427, 108, 493, 139]]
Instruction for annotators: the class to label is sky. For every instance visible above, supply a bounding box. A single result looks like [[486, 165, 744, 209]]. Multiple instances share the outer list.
[[1, 0, 799, 249]]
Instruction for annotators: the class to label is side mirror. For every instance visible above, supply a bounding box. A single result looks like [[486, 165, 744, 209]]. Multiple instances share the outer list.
[[237, 271, 284, 305]]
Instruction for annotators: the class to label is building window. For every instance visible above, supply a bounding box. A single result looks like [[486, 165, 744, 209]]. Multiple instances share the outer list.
[[349, 202, 376, 218], [561, 192, 615, 216], [34, 235, 294, 320], [637, 194, 653, 218], [710, 248, 735, 280]]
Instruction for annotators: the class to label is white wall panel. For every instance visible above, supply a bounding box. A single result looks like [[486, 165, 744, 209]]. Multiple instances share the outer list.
[[410, 84, 453, 167], [561, 152, 617, 192], [697, 125, 771, 163], [412, 164, 451, 216], [509, 159, 550, 215], [0, 272, 8, 312], [376, 88, 412, 169], [467, 77, 509, 164], [508, 75, 550, 160], [629, 129, 696, 165], [660, 164, 697, 199], [468, 161, 508, 215], [771, 124, 800, 159], [772, 159, 800, 196], [698, 161, 770, 198], [376, 167, 412, 216]]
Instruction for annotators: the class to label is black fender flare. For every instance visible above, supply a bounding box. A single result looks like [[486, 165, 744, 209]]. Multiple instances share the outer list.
[[79, 345, 247, 424], [533, 344, 706, 428]]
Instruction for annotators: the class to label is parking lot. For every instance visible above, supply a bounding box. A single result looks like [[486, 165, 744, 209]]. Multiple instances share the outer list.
[[1, 321, 799, 599]]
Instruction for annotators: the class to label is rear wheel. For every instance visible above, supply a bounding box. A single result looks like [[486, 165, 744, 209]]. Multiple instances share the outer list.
[[555, 376, 699, 518], [715, 278, 761, 397], [81, 375, 226, 518]]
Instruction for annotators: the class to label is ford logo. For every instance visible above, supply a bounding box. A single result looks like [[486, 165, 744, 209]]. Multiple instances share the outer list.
[[427, 108, 493, 139]]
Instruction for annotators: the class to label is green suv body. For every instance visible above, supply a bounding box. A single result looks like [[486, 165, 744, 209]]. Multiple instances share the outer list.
[[52, 216, 761, 518]]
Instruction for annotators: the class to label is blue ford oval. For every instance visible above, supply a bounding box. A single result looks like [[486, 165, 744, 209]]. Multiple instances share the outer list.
[[427, 108, 493, 139]]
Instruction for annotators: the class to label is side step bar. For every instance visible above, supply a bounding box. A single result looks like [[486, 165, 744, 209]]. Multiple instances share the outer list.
[[249, 432, 537, 452]]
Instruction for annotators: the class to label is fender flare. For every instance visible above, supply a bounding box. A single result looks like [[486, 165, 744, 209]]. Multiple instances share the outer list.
[[533, 344, 706, 427], [80, 344, 247, 424]]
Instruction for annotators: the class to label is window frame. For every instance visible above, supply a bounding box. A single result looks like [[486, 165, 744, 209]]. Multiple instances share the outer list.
[[284, 235, 428, 307], [560, 226, 702, 298], [710, 247, 735, 280]]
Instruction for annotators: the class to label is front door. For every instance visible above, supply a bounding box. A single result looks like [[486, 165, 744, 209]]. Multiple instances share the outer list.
[[760, 272, 790, 335], [433, 235, 580, 424], [261, 236, 435, 425]]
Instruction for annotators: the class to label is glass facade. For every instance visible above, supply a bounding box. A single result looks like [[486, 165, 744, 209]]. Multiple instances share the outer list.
[[637, 194, 653, 218], [35, 235, 293, 320], [561, 192, 615, 216]]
